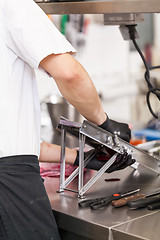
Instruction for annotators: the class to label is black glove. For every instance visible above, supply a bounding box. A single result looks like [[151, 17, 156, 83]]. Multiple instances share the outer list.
[[99, 115, 131, 142], [105, 152, 135, 173], [74, 150, 135, 173]]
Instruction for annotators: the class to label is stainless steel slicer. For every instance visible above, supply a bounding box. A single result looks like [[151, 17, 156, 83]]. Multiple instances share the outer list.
[[58, 117, 160, 198]]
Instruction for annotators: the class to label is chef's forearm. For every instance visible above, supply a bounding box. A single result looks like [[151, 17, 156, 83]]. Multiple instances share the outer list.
[[55, 69, 106, 125], [39, 141, 77, 164], [40, 53, 106, 125]]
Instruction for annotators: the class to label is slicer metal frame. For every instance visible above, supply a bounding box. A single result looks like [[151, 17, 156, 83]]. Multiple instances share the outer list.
[[58, 118, 160, 197]]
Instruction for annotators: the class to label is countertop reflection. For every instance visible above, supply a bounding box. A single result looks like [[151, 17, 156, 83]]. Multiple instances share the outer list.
[[44, 163, 160, 240]]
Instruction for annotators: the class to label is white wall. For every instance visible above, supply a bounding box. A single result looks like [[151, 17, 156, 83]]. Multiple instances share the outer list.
[[153, 13, 160, 65], [74, 22, 136, 123]]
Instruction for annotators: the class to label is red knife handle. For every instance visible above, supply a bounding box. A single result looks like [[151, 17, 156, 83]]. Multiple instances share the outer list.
[[111, 193, 146, 207]]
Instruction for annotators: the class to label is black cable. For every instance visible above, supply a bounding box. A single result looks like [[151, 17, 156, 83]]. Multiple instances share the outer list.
[[126, 25, 160, 119]]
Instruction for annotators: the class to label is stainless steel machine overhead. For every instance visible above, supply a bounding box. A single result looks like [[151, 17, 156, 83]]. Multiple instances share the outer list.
[[36, 0, 160, 15]]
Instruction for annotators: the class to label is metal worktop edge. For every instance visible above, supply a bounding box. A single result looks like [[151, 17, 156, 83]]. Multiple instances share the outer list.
[[37, 0, 160, 14]]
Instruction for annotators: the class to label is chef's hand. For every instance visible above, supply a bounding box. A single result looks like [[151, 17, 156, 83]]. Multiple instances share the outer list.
[[99, 152, 135, 173], [99, 115, 131, 142], [74, 150, 135, 173]]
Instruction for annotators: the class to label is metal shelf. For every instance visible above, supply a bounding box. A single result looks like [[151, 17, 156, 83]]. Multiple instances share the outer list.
[[36, 0, 160, 15]]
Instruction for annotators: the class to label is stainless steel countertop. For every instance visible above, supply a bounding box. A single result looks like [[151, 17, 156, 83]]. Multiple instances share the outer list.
[[41, 122, 160, 239], [44, 163, 160, 240], [36, 0, 160, 15], [112, 211, 160, 240]]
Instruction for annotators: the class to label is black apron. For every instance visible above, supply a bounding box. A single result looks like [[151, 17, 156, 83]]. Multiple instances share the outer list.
[[0, 155, 61, 240]]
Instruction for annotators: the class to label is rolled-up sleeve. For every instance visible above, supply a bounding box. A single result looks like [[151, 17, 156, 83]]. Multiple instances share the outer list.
[[4, 0, 76, 69]]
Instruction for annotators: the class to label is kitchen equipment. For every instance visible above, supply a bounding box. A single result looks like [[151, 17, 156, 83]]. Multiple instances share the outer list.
[[136, 140, 160, 160], [147, 202, 160, 210], [45, 94, 83, 131], [127, 196, 160, 209], [112, 193, 146, 207], [112, 187, 160, 207], [78, 189, 140, 210], [58, 117, 160, 198], [36, 0, 160, 15]]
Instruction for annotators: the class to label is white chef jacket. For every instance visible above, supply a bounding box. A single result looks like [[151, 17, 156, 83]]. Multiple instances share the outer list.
[[0, 0, 76, 158]]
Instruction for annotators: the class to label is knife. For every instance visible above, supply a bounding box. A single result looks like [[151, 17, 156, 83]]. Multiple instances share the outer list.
[[112, 193, 145, 207], [127, 196, 160, 209], [78, 188, 140, 208], [112, 188, 160, 208], [90, 189, 140, 210]]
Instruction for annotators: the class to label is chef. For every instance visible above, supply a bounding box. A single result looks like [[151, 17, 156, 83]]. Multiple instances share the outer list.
[[0, 0, 131, 239]]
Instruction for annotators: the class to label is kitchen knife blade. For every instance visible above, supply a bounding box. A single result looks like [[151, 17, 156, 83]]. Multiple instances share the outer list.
[[112, 188, 160, 208]]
